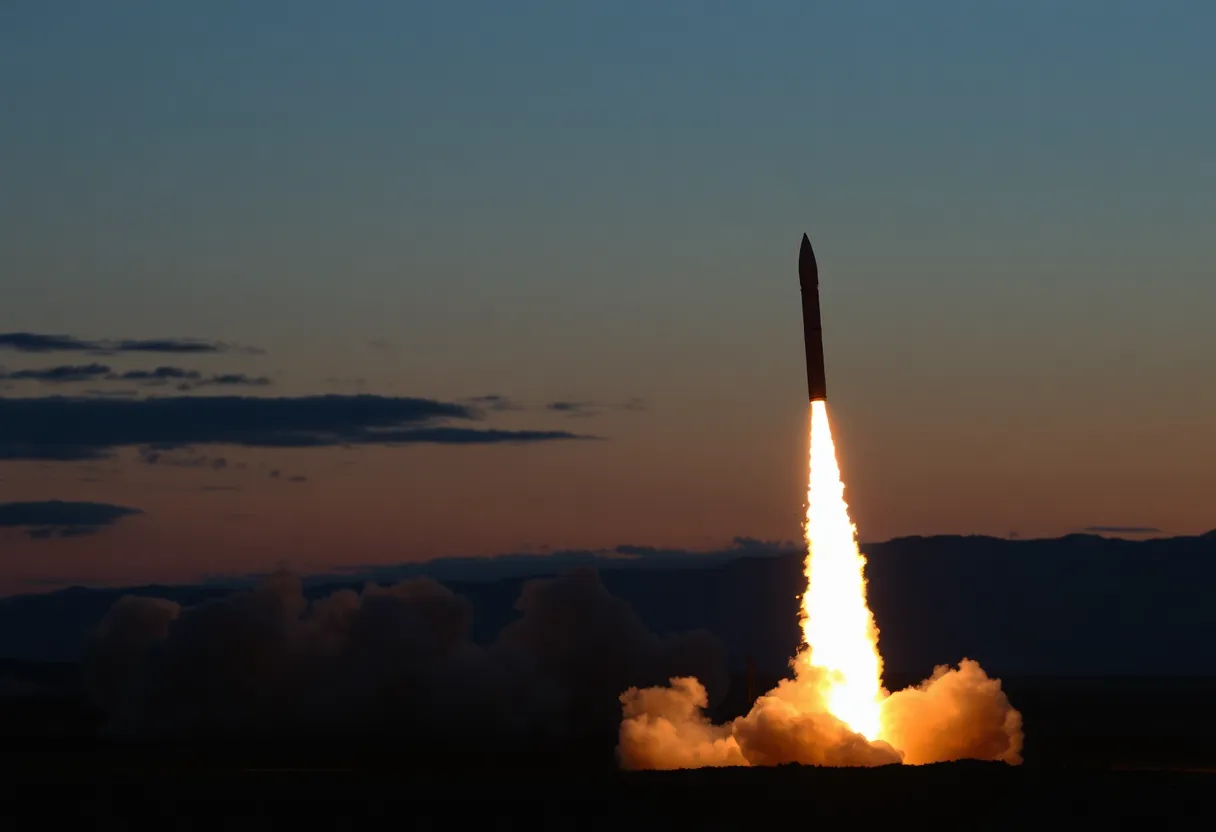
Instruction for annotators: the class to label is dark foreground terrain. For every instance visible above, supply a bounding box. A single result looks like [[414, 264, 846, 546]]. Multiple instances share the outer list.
[[3, 670, 1216, 825], [1, 753, 1212, 826]]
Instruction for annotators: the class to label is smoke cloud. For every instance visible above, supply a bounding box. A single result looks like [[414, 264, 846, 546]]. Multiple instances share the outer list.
[[618, 651, 1023, 769], [84, 564, 1020, 767], [84, 567, 726, 744], [879, 658, 1024, 765]]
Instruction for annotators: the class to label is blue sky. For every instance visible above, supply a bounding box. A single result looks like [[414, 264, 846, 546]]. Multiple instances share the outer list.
[[1, 1, 1213, 591]]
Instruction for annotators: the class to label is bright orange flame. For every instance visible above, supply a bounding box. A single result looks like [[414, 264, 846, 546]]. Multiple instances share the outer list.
[[616, 400, 1025, 769], [801, 401, 885, 740]]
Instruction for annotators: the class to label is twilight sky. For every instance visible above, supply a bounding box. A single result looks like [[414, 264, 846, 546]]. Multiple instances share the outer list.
[[2, 1, 1214, 593]]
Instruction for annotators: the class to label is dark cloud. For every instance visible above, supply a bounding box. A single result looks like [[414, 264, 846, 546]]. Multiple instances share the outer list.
[[1082, 526, 1162, 534], [115, 367, 200, 383], [547, 400, 596, 416], [0, 363, 111, 383], [0, 364, 272, 390], [0, 332, 262, 355], [0, 394, 595, 460], [196, 374, 270, 388], [111, 339, 255, 355], [547, 399, 648, 418], [0, 445, 106, 462], [115, 367, 271, 390], [0, 333, 94, 352], [0, 500, 143, 539], [456, 396, 645, 417]]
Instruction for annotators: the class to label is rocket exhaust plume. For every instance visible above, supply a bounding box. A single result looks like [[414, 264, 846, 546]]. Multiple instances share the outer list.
[[616, 235, 1024, 770], [802, 400, 883, 739]]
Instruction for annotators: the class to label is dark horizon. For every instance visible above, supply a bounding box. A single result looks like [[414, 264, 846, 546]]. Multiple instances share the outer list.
[[4, 530, 1214, 680], [0, 517, 1209, 600]]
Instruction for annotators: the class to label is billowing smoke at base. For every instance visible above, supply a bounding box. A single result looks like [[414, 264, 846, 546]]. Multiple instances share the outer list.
[[617, 654, 1023, 769], [85, 568, 728, 743], [618, 402, 1024, 769]]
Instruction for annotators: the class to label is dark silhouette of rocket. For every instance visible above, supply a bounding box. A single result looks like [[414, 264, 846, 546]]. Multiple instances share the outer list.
[[799, 233, 827, 402]]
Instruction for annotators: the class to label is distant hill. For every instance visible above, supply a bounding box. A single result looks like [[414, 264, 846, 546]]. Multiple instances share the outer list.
[[2, 531, 1215, 677]]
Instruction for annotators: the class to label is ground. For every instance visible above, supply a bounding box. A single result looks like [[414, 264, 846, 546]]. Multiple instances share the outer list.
[[2, 757, 1213, 826], [3, 668, 1216, 825]]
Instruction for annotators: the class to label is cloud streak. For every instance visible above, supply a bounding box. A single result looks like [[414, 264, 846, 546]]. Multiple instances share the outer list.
[[114, 368, 272, 391], [0, 500, 143, 539], [0, 364, 272, 389], [0, 332, 262, 355], [0, 394, 596, 460], [546, 398, 648, 418], [0, 364, 111, 383]]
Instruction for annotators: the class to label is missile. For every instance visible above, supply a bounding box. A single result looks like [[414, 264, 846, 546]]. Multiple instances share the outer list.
[[799, 233, 827, 402]]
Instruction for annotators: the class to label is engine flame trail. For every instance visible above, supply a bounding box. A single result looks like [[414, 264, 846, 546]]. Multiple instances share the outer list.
[[614, 397, 1025, 769], [801, 400, 885, 740]]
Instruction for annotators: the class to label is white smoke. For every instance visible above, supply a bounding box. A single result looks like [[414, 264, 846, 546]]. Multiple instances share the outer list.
[[618, 652, 1023, 768]]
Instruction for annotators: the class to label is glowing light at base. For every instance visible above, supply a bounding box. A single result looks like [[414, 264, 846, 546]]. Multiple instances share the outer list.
[[801, 400, 885, 740], [615, 401, 1025, 770]]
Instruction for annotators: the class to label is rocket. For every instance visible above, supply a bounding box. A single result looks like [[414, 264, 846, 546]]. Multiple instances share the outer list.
[[799, 233, 827, 402]]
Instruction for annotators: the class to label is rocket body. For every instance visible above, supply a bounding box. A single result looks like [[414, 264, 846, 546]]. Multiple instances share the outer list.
[[799, 233, 827, 402]]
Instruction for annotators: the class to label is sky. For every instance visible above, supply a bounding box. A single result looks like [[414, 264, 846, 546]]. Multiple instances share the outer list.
[[1, 1, 1214, 594]]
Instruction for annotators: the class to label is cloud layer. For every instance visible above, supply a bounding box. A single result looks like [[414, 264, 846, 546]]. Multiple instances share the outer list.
[[0, 364, 271, 390], [0, 500, 143, 539], [456, 396, 647, 418], [0, 332, 261, 355], [0, 364, 110, 383], [0, 394, 594, 460], [547, 399, 647, 418]]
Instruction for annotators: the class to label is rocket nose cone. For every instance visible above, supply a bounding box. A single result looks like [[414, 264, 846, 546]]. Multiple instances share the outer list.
[[799, 233, 818, 285]]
